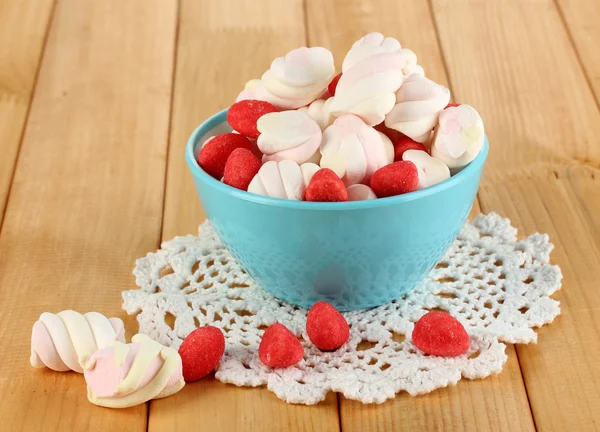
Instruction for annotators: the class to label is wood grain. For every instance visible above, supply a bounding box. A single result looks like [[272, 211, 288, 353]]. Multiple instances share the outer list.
[[153, 0, 341, 430], [306, 1, 534, 430], [555, 0, 600, 101], [0, 0, 55, 226], [431, 0, 600, 430], [0, 0, 177, 430]]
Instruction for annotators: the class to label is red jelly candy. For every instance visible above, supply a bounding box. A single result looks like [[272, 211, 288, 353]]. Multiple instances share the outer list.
[[227, 100, 279, 139], [178, 326, 226, 382], [197, 133, 252, 179], [374, 122, 406, 144], [412, 312, 470, 357], [328, 73, 342, 96], [394, 135, 429, 161], [370, 161, 418, 198], [445, 103, 460, 109], [259, 323, 304, 368], [223, 148, 261, 191], [306, 302, 350, 351], [304, 169, 348, 202]]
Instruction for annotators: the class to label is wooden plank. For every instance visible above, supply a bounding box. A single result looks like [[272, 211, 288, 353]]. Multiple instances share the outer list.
[[431, 0, 600, 430], [0, 0, 177, 430], [306, 1, 535, 430], [152, 0, 341, 430], [555, 0, 600, 101], [0, 0, 55, 225]]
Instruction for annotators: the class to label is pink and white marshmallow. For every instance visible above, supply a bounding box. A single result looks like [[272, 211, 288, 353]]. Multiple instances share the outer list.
[[248, 160, 320, 200], [246, 47, 335, 109], [235, 79, 261, 102], [328, 33, 407, 126], [257, 110, 322, 164], [320, 114, 393, 186], [431, 104, 484, 170], [30, 310, 125, 373], [83, 334, 185, 408], [298, 98, 334, 131], [385, 74, 450, 143], [402, 149, 450, 189], [347, 184, 377, 201]]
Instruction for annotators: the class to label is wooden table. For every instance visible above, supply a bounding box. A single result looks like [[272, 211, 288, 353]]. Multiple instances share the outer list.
[[1, 0, 599, 430]]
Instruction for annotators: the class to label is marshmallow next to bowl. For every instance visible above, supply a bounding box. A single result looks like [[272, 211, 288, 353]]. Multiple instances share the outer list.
[[257, 110, 322, 164], [320, 114, 393, 186], [385, 74, 450, 143], [30, 310, 125, 373], [402, 149, 450, 190], [83, 334, 185, 408], [248, 160, 319, 200], [430, 104, 485, 170]]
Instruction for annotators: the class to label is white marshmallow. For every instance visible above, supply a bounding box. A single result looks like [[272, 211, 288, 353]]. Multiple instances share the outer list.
[[402, 149, 450, 189], [347, 184, 377, 201], [298, 98, 334, 131], [248, 160, 318, 200]]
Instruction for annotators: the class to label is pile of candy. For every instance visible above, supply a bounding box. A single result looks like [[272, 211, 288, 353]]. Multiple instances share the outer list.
[[30, 305, 469, 408], [197, 32, 485, 202]]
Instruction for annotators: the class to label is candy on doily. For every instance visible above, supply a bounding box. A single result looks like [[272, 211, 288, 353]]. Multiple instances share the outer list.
[[393, 135, 429, 161], [304, 168, 349, 202], [306, 302, 350, 351], [198, 133, 252, 179], [248, 160, 319, 200], [223, 148, 262, 191], [402, 149, 450, 190], [30, 310, 125, 373], [227, 100, 279, 139], [412, 312, 470, 357], [83, 334, 185, 408], [370, 160, 418, 197], [346, 184, 376, 201], [257, 110, 322, 164], [259, 324, 304, 368], [178, 326, 225, 382], [431, 104, 485, 170], [328, 72, 342, 96]]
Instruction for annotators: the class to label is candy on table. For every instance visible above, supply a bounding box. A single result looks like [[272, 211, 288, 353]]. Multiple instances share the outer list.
[[320, 114, 393, 186], [328, 32, 407, 126], [257, 110, 322, 164], [393, 134, 429, 161], [198, 133, 253, 179], [83, 334, 185, 408], [306, 302, 350, 351], [304, 168, 349, 202], [385, 73, 450, 143], [259, 324, 304, 368], [30, 310, 125, 373], [297, 98, 334, 131], [227, 99, 279, 139], [402, 149, 450, 189], [223, 148, 262, 191], [249, 47, 335, 110], [346, 184, 377, 201], [370, 160, 419, 198], [430, 104, 485, 170], [178, 326, 225, 383], [411, 312, 470, 357], [247, 160, 320, 200]]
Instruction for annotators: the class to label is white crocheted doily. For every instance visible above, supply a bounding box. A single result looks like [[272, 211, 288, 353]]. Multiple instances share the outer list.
[[122, 213, 562, 405]]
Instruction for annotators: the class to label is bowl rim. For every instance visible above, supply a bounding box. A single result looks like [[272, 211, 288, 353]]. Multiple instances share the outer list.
[[185, 108, 489, 211]]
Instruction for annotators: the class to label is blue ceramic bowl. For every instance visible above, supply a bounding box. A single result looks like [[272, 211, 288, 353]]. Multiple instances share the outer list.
[[186, 109, 488, 311]]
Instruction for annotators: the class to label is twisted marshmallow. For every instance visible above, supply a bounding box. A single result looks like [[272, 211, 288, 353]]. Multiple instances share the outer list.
[[298, 98, 334, 131], [385, 74, 450, 143], [30, 310, 125, 373], [245, 47, 334, 109], [328, 33, 407, 126], [84, 334, 185, 408], [257, 110, 322, 164], [431, 104, 484, 170], [320, 114, 393, 186], [235, 79, 261, 102], [248, 160, 319, 200], [402, 149, 450, 189]]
